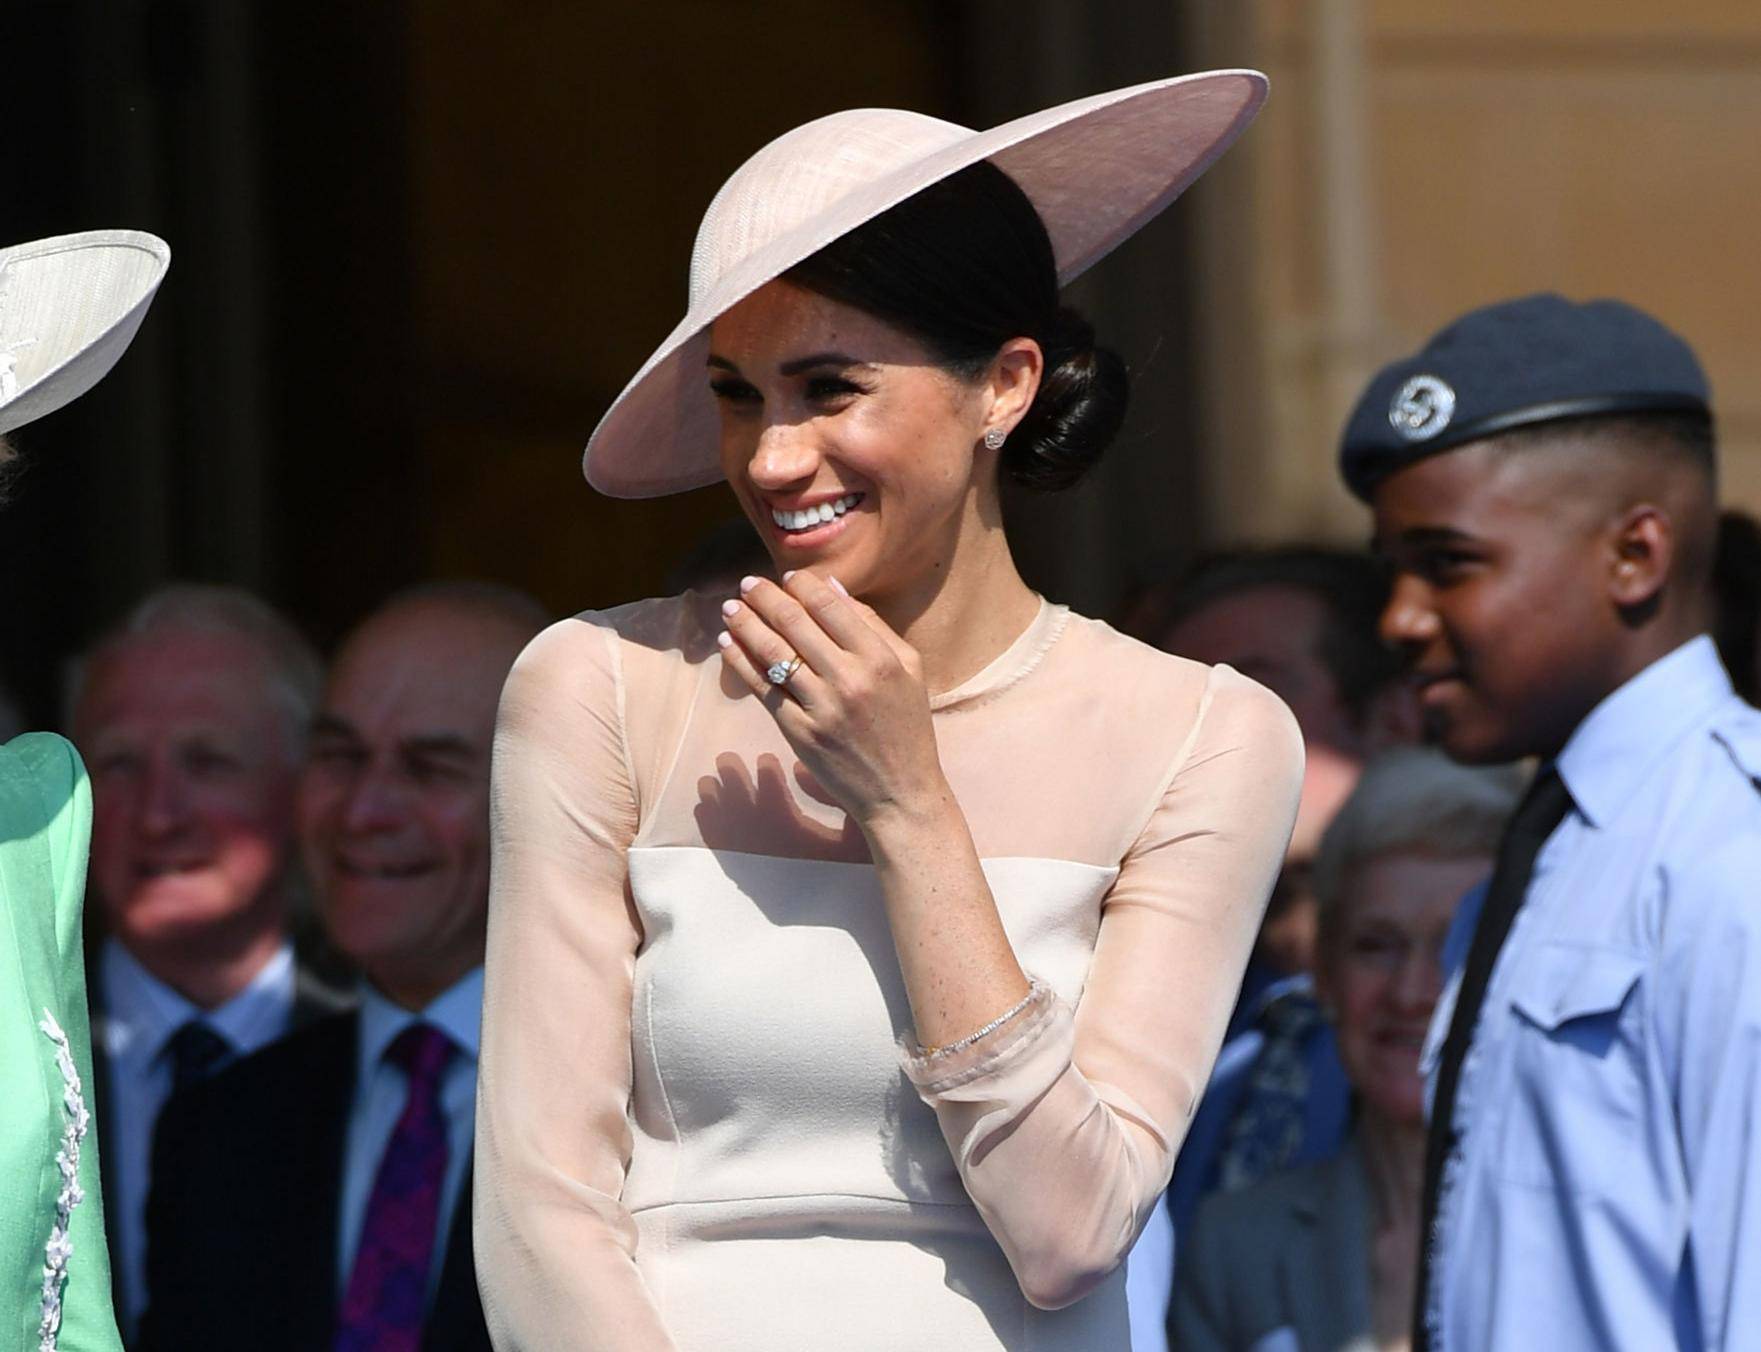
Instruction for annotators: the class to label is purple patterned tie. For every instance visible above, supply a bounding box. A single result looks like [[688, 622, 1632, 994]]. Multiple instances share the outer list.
[[335, 1022, 455, 1352]]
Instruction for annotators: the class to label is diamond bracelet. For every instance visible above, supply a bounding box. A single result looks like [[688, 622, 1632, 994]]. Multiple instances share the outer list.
[[919, 981, 1043, 1060]]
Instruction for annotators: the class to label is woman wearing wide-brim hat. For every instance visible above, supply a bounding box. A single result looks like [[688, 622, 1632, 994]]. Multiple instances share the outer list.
[[477, 73, 1304, 1349], [0, 229, 169, 1352]]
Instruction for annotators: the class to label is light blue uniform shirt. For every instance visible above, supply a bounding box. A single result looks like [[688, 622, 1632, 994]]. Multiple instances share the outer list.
[[98, 939, 297, 1336], [337, 966, 483, 1300], [1421, 636, 1761, 1349]]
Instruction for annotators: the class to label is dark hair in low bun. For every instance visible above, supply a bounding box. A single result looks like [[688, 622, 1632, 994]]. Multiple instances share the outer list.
[[785, 160, 1129, 493], [1004, 307, 1129, 492]]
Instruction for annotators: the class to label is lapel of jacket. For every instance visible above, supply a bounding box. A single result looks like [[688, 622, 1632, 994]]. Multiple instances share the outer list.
[[291, 960, 356, 1030], [423, 1166, 491, 1352], [1279, 1136, 1376, 1351], [267, 1012, 359, 1345]]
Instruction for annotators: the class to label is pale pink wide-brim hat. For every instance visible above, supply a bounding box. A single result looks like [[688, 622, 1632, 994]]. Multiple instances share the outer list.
[[584, 69, 1267, 498], [0, 230, 171, 437]]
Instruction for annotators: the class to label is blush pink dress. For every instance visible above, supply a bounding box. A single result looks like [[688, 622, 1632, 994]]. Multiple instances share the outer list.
[[475, 594, 1303, 1350]]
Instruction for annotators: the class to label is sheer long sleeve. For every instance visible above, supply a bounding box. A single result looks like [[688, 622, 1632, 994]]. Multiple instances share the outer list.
[[474, 618, 676, 1351], [901, 667, 1303, 1308]]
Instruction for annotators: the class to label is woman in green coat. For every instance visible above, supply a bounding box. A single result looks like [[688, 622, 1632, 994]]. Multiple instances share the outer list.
[[1, 229, 169, 1351]]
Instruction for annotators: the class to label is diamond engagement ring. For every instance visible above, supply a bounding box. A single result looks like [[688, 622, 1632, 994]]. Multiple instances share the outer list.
[[766, 655, 803, 686]]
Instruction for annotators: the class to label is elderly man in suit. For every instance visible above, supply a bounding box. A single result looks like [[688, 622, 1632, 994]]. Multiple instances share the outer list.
[[139, 582, 546, 1351], [74, 583, 347, 1339]]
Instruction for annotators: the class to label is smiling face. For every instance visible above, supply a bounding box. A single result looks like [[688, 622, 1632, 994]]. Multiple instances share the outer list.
[[1318, 849, 1490, 1127], [298, 599, 531, 1008], [79, 631, 301, 959], [708, 280, 1031, 601], [1372, 439, 1630, 763]]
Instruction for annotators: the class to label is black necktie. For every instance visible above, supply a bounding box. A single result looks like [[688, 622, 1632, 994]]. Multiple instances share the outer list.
[[1414, 767, 1574, 1350], [163, 1018, 232, 1092]]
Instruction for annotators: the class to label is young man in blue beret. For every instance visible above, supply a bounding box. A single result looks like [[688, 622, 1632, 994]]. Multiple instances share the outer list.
[[1339, 294, 1761, 1351]]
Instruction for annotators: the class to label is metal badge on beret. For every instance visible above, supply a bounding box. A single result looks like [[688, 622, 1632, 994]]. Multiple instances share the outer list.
[[1389, 374, 1456, 443]]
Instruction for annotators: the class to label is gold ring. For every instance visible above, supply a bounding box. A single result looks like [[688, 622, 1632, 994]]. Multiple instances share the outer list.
[[766, 655, 803, 686]]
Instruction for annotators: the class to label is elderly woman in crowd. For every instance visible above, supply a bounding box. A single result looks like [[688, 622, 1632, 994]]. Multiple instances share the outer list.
[[1171, 748, 1521, 1352]]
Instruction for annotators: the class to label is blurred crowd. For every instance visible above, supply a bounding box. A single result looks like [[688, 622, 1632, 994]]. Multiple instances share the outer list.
[[0, 508, 766, 1348], [24, 496, 1760, 1349], [9, 273, 1761, 1352]]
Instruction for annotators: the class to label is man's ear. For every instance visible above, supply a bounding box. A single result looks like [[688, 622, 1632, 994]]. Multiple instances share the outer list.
[[1609, 504, 1674, 611]]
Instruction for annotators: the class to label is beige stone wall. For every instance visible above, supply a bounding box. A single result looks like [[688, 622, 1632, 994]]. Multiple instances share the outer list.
[[1186, 0, 1761, 544]]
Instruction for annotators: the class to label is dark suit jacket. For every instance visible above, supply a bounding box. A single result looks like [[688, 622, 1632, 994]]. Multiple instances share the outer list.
[[136, 1011, 491, 1352], [88, 948, 352, 1200], [89, 942, 352, 1344], [1169, 1135, 1376, 1352]]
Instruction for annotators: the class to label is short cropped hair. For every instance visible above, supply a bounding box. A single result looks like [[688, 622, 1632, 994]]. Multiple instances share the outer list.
[[1488, 410, 1720, 594], [1125, 546, 1402, 722], [1313, 746, 1525, 942], [72, 584, 323, 754], [1488, 409, 1715, 476]]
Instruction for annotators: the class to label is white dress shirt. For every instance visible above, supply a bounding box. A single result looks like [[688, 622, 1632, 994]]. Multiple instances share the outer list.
[[98, 938, 297, 1334], [337, 966, 483, 1300]]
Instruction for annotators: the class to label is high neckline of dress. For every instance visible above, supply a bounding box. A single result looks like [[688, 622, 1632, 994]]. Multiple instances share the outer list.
[[928, 596, 1069, 714]]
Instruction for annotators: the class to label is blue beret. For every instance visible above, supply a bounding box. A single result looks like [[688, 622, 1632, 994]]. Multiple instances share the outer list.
[[1339, 294, 1711, 502]]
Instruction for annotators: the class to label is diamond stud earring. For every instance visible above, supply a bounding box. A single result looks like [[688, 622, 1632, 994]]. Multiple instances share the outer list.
[[983, 427, 1006, 450]]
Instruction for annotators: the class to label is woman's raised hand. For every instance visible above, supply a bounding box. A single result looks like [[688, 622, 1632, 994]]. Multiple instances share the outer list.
[[718, 571, 947, 833]]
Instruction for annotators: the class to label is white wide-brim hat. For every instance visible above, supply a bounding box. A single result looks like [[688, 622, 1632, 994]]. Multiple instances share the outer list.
[[0, 230, 171, 437], [584, 69, 1268, 498]]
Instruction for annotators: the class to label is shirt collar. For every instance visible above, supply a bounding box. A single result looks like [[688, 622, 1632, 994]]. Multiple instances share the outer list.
[[355, 966, 484, 1082], [1250, 971, 1315, 1020], [1555, 634, 1732, 830], [101, 938, 296, 1062]]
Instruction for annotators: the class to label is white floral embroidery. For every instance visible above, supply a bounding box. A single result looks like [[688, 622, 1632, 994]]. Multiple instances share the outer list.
[[36, 1009, 90, 1352]]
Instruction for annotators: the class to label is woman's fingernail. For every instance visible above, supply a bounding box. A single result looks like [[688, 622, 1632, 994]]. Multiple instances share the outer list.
[[721, 599, 741, 617], [716, 630, 733, 649], [782, 570, 797, 583], [829, 576, 849, 598], [739, 575, 760, 594]]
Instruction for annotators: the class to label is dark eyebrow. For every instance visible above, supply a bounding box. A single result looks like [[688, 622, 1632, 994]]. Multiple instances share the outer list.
[[705, 351, 873, 378], [778, 351, 868, 377], [402, 734, 480, 762], [1398, 526, 1480, 546], [309, 715, 362, 743], [1373, 525, 1480, 553]]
